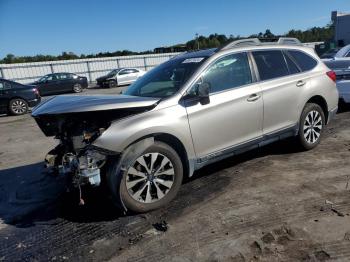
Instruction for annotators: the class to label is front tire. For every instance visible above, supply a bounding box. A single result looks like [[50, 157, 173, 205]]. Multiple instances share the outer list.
[[108, 141, 183, 213], [108, 80, 117, 88], [8, 98, 28, 115], [73, 83, 83, 93], [297, 103, 325, 150]]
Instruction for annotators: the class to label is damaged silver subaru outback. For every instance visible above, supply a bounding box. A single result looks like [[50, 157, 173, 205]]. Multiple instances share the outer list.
[[32, 38, 338, 212]]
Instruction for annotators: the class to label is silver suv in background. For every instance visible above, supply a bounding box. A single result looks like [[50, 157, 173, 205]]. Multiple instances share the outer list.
[[32, 38, 338, 213], [96, 67, 145, 88]]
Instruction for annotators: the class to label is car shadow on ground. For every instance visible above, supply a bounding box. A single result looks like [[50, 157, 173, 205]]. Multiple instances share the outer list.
[[0, 161, 126, 227]]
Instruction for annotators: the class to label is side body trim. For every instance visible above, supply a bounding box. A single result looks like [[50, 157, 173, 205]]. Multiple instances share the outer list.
[[195, 124, 299, 170]]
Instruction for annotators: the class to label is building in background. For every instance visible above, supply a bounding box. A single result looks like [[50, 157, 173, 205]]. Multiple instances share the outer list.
[[332, 11, 350, 46]]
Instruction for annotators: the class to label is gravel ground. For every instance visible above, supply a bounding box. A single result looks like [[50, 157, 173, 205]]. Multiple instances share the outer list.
[[0, 93, 350, 261]]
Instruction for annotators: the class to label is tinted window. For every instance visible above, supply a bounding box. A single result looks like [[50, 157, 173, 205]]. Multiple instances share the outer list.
[[287, 50, 317, 71], [284, 52, 300, 74], [119, 69, 130, 75], [0, 81, 11, 89], [346, 52, 350, 58], [129, 69, 139, 73], [252, 50, 289, 80], [58, 73, 69, 80], [40, 74, 56, 81], [201, 52, 252, 93]]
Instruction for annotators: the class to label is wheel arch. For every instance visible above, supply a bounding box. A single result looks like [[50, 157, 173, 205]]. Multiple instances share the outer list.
[[124, 133, 192, 178], [8, 96, 27, 107], [305, 95, 329, 124]]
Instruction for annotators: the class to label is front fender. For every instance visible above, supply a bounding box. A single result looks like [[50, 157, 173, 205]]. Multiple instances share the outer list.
[[93, 104, 196, 162]]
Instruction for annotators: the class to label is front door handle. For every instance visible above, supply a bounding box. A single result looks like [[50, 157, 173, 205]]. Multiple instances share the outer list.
[[296, 80, 306, 87], [247, 94, 261, 102]]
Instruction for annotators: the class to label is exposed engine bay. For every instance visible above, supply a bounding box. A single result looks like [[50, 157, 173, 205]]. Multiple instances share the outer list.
[[43, 115, 109, 187], [31, 94, 159, 204]]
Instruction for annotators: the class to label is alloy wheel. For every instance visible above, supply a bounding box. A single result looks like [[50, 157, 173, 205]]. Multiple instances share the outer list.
[[11, 99, 27, 114], [73, 83, 82, 92], [125, 153, 175, 204], [303, 110, 322, 144]]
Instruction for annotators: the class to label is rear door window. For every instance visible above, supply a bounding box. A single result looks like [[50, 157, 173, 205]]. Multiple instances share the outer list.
[[287, 50, 317, 72], [252, 50, 289, 81]]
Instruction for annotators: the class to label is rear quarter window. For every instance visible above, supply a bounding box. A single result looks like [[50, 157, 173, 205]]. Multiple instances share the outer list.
[[287, 50, 317, 72]]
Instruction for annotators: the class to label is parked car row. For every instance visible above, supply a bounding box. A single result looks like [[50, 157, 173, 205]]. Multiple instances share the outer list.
[[0, 67, 145, 115]]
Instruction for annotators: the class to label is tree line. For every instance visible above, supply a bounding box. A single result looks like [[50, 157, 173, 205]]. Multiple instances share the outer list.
[[0, 24, 334, 64]]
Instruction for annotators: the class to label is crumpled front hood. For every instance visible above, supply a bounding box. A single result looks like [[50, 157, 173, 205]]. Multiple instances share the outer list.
[[32, 94, 159, 116]]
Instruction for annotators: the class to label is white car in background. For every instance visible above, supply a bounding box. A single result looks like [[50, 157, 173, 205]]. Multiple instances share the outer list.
[[323, 44, 350, 104], [96, 68, 146, 88]]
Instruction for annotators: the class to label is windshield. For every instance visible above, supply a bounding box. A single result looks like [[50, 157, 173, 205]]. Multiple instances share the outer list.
[[37, 75, 49, 83], [107, 69, 120, 76], [124, 56, 207, 98]]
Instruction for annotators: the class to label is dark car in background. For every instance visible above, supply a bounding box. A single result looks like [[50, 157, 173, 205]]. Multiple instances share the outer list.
[[0, 78, 41, 115], [31, 73, 88, 96]]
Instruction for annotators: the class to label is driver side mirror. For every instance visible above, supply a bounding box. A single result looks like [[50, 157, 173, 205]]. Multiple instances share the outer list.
[[197, 82, 210, 105]]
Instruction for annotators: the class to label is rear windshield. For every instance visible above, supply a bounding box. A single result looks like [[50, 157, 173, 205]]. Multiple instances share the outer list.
[[124, 56, 207, 98]]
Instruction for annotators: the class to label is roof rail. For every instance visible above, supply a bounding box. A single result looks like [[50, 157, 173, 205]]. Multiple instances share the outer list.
[[219, 37, 302, 51], [277, 37, 301, 45], [221, 38, 261, 50]]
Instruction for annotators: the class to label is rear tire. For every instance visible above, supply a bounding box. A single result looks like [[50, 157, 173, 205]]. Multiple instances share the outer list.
[[8, 98, 28, 115], [108, 141, 183, 213], [297, 103, 325, 150]]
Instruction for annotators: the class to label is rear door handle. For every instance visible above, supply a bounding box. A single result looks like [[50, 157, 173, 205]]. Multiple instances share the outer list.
[[296, 80, 306, 87], [247, 94, 261, 102]]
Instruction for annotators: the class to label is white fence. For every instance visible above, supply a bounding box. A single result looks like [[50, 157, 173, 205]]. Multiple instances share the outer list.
[[0, 52, 181, 84]]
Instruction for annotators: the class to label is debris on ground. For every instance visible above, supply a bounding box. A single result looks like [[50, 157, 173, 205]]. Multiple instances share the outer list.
[[314, 250, 330, 261], [152, 221, 168, 232], [344, 232, 350, 241], [261, 232, 275, 244], [331, 207, 345, 217], [128, 234, 143, 245]]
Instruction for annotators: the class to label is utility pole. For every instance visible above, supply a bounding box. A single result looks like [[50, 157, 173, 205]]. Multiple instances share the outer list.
[[195, 33, 199, 50]]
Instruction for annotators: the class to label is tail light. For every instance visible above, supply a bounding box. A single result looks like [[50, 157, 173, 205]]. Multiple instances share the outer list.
[[33, 88, 40, 96], [326, 71, 337, 82]]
